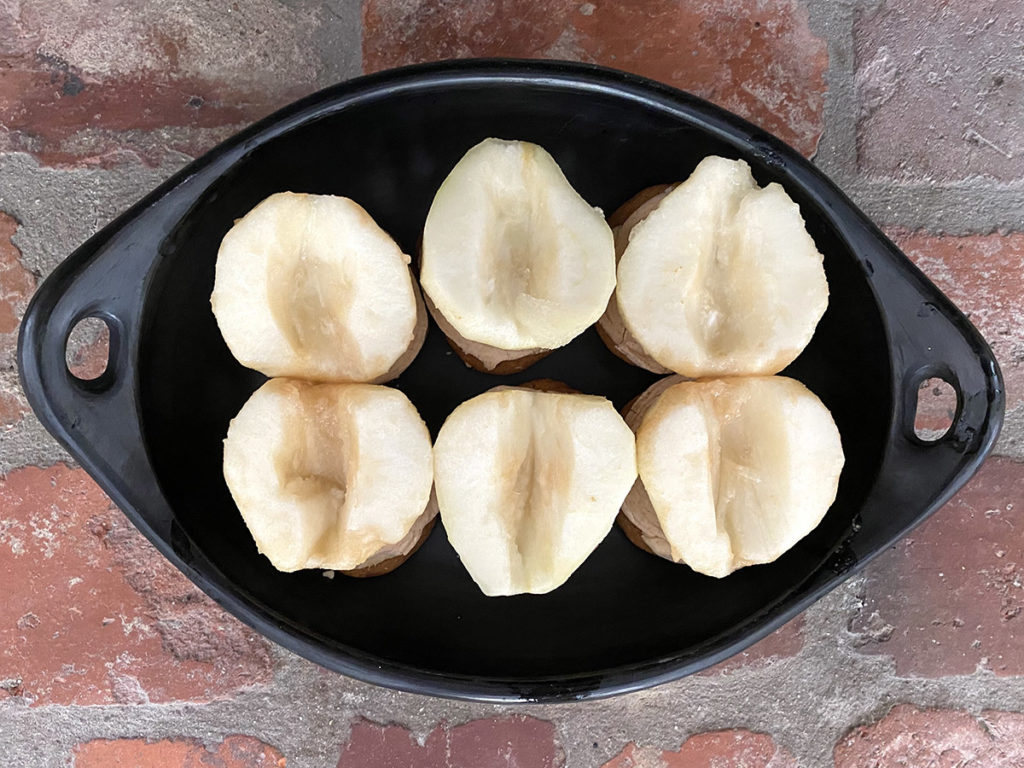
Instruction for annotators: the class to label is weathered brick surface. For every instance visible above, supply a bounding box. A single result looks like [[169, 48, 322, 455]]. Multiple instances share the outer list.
[[65, 317, 111, 381], [2, 1, 1023, 764], [602, 730, 796, 768], [0, 213, 33, 342], [912, 377, 960, 437], [849, 457, 1024, 676], [336, 717, 561, 768], [0, 464, 271, 705], [362, 0, 828, 156], [0, 212, 33, 428], [702, 616, 804, 675], [73, 735, 285, 768], [834, 705, 1024, 767], [896, 231, 1024, 416], [855, 0, 1024, 181], [0, 0, 359, 167]]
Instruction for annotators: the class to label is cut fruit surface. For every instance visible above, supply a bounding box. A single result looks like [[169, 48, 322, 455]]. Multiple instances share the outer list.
[[421, 138, 615, 353], [422, 289, 549, 374], [212, 192, 424, 383], [597, 184, 676, 374], [614, 156, 829, 378], [623, 375, 844, 578], [433, 386, 636, 596], [223, 379, 434, 573]]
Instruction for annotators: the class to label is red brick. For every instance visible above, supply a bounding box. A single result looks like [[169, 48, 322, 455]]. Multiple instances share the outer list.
[[74, 735, 285, 768], [362, 0, 828, 156], [702, 615, 804, 675], [336, 717, 561, 768], [849, 457, 1024, 676], [913, 377, 960, 438], [0, 389, 27, 428], [0, 1, 342, 167], [0, 214, 34, 341], [895, 232, 1024, 415], [0, 59, 263, 167], [65, 317, 111, 381], [602, 730, 796, 768], [834, 705, 1024, 768], [0, 464, 271, 705], [0, 212, 33, 428], [855, 1, 1024, 181]]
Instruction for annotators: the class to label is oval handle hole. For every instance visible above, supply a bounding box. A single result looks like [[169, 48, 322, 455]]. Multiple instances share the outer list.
[[914, 376, 958, 442], [66, 316, 110, 381]]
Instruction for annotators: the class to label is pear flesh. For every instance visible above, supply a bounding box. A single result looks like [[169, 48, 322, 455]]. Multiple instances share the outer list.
[[434, 387, 637, 596], [622, 375, 844, 578], [223, 379, 435, 573], [614, 156, 829, 378], [421, 138, 615, 359], [212, 192, 425, 383]]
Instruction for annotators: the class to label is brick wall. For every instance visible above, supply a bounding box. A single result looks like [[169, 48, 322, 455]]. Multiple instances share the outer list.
[[1, 1, 1022, 766]]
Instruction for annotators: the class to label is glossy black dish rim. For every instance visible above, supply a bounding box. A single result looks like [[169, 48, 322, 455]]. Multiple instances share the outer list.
[[18, 59, 1004, 702]]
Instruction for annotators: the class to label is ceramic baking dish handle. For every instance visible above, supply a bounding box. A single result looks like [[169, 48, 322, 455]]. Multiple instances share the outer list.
[[841, 223, 1005, 561], [871, 232, 1003, 455], [17, 207, 174, 536]]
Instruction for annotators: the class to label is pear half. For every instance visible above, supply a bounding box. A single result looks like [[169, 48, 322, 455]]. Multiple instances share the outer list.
[[596, 183, 677, 374], [433, 386, 637, 596], [223, 379, 435, 574], [420, 138, 615, 372], [212, 192, 426, 383], [621, 375, 844, 578], [610, 157, 828, 378]]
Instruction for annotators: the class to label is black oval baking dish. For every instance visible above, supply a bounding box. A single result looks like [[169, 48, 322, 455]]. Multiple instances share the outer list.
[[18, 60, 1004, 702]]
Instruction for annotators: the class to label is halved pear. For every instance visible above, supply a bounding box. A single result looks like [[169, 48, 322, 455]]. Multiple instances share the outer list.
[[611, 156, 828, 378], [420, 138, 615, 372], [433, 386, 637, 596], [596, 183, 677, 374], [223, 379, 435, 574], [212, 192, 426, 383], [621, 375, 844, 578]]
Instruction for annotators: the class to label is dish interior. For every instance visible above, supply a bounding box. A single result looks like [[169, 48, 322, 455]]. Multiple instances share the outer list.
[[139, 79, 891, 682]]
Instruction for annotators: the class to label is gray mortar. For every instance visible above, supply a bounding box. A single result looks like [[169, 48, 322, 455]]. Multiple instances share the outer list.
[[303, 0, 363, 83], [808, 0, 1024, 234], [0, 152, 189, 279], [841, 178, 1024, 235], [806, 0, 858, 180], [996, 404, 1024, 461], [1, 0, 1022, 764]]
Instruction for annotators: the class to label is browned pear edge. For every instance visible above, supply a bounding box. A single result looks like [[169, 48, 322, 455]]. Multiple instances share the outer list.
[[596, 184, 676, 375], [616, 510, 656, 555], [421, 290, 552, 374], [514, 378, 581, 395], [341, 495, 439, 578], [615, 375, 688, 562], [371, 268, 430, 383]]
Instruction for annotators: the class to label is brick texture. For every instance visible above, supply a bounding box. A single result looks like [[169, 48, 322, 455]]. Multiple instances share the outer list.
[[0, 0, 356, 167], [3, 1, 1023, 764], [602, 730, 796, 768], [73, 735, 285, 768], [65, 317, 111, 381], [896, 231, 1024, 416], [362, 0, 828, 156], [0, 212, 34, 428], [702, 616, 804, 675], [855, 0, 1024, 181], [834, 705, 1024, 768], [849, 457, 1024, 676], [0, 465, 271, 705], [336, 717, 561, 768]]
